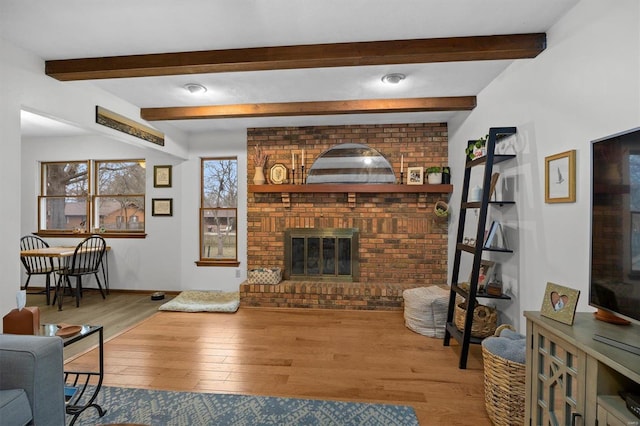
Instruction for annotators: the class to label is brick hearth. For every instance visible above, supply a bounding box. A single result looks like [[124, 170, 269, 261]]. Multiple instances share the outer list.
[[240, 280, 425, 311]]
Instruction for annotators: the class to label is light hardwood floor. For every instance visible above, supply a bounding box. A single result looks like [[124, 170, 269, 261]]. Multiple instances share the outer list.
[[27, 289, 171, 359], [29, 290, 491, 425]]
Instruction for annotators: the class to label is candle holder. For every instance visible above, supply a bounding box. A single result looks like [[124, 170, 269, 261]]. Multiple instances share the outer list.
[[300, 165, 305, 184], [291, 169, 296, 185], [400, 171, 404, 184]]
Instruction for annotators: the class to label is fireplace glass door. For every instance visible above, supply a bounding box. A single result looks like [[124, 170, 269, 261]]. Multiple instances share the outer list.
[[286, 228, 358, 281]]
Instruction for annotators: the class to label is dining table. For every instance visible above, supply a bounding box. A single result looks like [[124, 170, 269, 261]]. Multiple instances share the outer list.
[[20, 245, 111, 309]]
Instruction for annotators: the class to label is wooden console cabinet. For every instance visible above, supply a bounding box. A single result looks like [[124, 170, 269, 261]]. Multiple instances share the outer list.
[[525, 311, 640, 425]]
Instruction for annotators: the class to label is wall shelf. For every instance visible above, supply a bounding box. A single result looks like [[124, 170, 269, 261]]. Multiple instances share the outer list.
[[249, 183, 453, 193], [249, 183, 453, 208]]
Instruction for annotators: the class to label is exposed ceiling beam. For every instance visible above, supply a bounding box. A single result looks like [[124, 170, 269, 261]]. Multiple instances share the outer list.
[[140, 97, 476, 121], [46, 34, 546, 81]]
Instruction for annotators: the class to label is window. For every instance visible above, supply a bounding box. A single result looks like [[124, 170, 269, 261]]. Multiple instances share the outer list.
[[95, 160, 146, 232], [197, 157, 238, 266], [39, 160, 145, 236]]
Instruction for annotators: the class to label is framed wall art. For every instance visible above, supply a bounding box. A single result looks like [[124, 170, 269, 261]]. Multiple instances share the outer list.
[[545, 150, 576, 203], [407, 166, 424, 185], [96, 106, 164, 146], [154, 165, 172, 188], [151, 198, 173, 216], [540, 282, 580, 325]]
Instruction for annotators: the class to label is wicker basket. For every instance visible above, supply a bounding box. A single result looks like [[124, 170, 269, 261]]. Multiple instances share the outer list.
[[482, 324, 525, 426], [248, 267, 282, 284], [454, 301, 497, 338]]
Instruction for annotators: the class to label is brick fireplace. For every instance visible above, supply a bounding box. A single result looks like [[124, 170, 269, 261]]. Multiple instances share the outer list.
[[240, 123, 450, 310]]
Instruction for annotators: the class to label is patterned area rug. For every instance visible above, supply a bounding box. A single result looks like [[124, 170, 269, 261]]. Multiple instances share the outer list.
[[74, 386, 419, 425], [158, 290, 239, 313]]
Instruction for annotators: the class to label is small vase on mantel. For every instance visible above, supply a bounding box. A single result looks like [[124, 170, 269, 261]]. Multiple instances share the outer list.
[[253, 166, 266, 185]]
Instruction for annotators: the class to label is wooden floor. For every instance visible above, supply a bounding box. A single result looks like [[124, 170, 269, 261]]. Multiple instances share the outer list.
[[27, 289, 170, 359], [31, 291, 491, 425]]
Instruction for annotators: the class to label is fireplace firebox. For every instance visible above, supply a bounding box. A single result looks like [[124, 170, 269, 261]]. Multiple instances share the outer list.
[[284, 228, 359, 281]]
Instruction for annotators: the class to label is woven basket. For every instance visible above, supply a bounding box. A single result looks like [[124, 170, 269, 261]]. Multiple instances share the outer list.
[[248, 267, 282, 284], [454, 301, 497, 338], [482, 324, 525, 426]]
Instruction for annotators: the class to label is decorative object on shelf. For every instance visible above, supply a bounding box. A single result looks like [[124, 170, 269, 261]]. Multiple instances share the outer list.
[[399, 155, 404, 185], [407, 166, 423, 185], [540, 282, 580, 325], [433, 200, 449, 222], [465, 134, 488, 160], [253, 146, 267, 185], [425, 166, 442, 184], [306, 143, 394, 184], [269, 163, 288, 184], [486, 282, 503, 297], [151, 198, 173, 216], [442, 166, 451, 184], [454, 300, 497, 338], [484, 221, 509, 250], [545, 149, 576, 203], [247, 267, 282, 284], [469, 185, 483, 202], [153, 165, 172, 188], [481, 324, 526, 426], [468, 260, 495, 291]]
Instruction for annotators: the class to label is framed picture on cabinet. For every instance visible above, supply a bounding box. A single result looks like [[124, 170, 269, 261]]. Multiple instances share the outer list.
[[151, 198, 173, 216], [540, 282, 580, 325], [154, 165, 172, 188], [407, 166, 424, 185], [545, 150, 576, 203]]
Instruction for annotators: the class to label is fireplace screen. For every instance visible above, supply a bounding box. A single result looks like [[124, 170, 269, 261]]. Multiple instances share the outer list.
[[285, 228, 359, 281]]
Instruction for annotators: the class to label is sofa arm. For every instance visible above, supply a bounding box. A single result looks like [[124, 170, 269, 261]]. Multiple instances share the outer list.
[[0, 334, 65, 426]]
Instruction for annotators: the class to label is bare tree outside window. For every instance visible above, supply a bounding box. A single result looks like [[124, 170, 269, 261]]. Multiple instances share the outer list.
[[95, 160, 146, 231], [200, 158, 238, 262], [39, 160, 145, 235], [40, 162, 89, 231]]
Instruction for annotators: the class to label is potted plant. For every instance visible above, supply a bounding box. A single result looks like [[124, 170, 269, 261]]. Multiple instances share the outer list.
[[425, 166, 442, 184], [434, 200, 449, 222], [465, 134, 488, 160]]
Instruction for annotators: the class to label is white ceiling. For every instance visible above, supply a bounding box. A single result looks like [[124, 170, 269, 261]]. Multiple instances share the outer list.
[[1, 0, 580, 137]]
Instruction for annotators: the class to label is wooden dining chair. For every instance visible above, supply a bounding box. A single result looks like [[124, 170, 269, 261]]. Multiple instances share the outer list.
[[54, 235, 107, 310], [20, 235, 56, 305]]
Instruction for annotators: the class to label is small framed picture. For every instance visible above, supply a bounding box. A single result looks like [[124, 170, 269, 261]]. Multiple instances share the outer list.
[[269, 163, 288, 184], [540, 282, 580, 325], [407, 166, 424, 185], [545, 150, 576, 203], [469, 259, 495, 290], [151, 198, 173, 216], [154, 165, 172, 188]]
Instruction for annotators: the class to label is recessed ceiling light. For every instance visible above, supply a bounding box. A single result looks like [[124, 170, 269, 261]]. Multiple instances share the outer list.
[[381, 73, 406, 84], [184, 83, 207, 94]]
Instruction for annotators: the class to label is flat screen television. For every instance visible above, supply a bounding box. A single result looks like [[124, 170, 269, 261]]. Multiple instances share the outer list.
[[590, 127, 640, 354]]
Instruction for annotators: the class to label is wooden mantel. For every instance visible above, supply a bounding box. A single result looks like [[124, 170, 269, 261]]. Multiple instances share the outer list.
[[249, 183, 453, 208]]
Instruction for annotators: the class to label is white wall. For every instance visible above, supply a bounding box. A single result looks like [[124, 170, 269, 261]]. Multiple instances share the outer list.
[[448, 0, 640, 332], [0, 39, 27, 324]]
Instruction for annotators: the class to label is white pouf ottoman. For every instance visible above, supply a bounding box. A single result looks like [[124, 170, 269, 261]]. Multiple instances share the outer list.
[[403, 286, 449, 338]]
